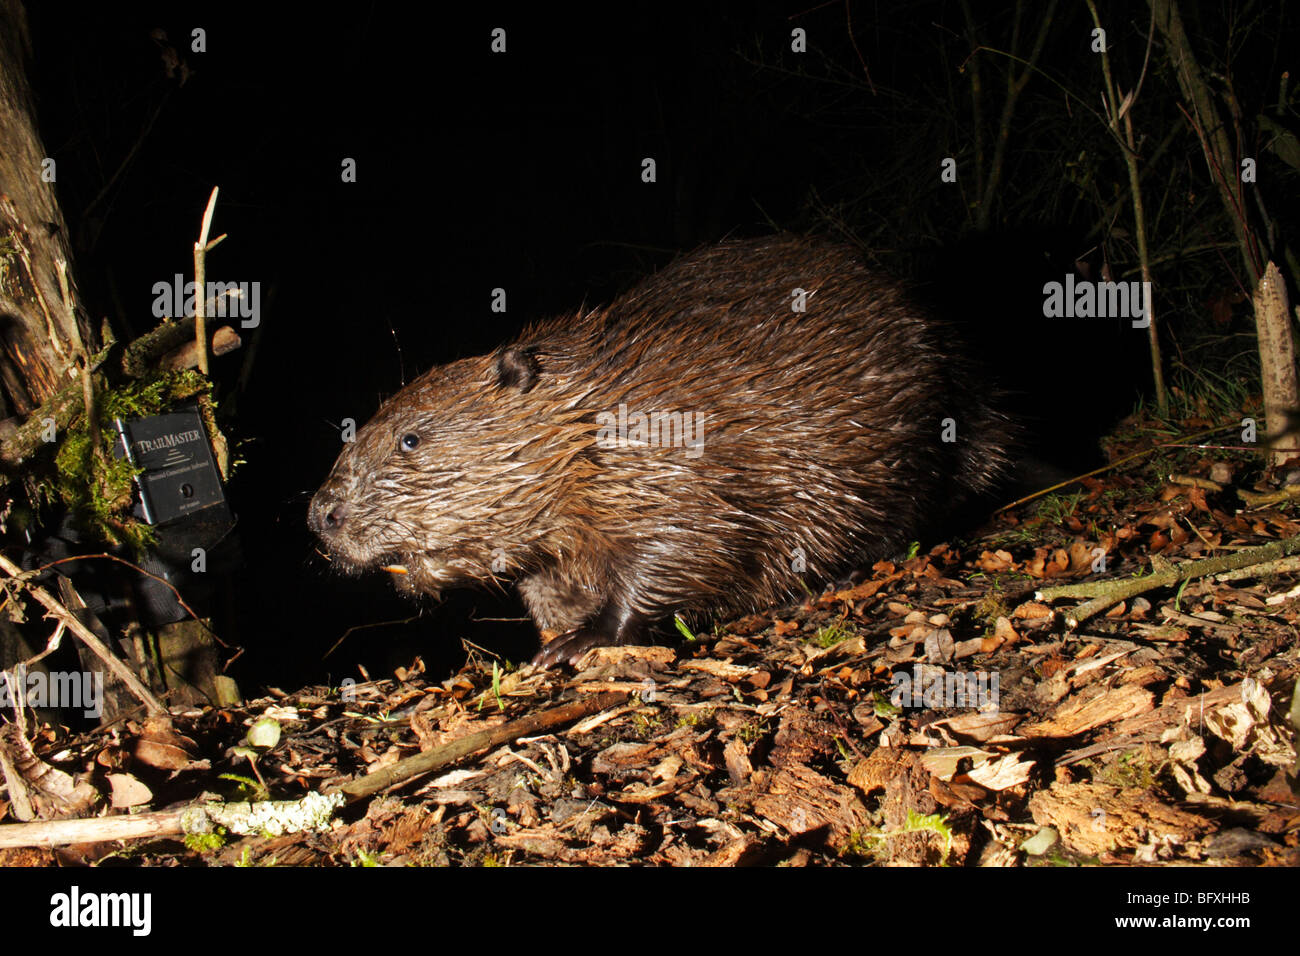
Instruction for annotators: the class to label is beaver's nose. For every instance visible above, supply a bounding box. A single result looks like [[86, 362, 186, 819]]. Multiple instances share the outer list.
[[308, 493, 348, 537]]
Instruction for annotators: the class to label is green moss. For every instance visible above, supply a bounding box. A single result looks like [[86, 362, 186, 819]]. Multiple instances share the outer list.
[[675, 707, 714, 729], [100, 370, 208, 419], [631, 711, 665, 735], [233, 846, 278, 867], [1092, 746, 1161, 790], [216, 772, 267, 802], [184, 830, 228, 854], [973, 592, 1011, 626], [841, 828, 878, 860], [872, 692, 901, 718], [44, 370, 210, 551]]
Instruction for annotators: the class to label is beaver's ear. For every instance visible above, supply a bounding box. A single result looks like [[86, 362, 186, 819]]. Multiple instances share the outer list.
[[494, 346, 541, 393]]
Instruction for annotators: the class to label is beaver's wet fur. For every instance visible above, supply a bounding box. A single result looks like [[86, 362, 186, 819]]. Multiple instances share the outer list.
[[309, 235, 1013, 666]]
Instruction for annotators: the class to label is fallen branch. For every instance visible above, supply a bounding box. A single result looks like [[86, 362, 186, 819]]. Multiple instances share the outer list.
[[332, 690, 630, 803], [1215, 554, 1300, 582], [1036, 534, 1300, 628], [0, 693, 630, 848], [1237, 486, 1300, 508], [0, 791, 343, 849]]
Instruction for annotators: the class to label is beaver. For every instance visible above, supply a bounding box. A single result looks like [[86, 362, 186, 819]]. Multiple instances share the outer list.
[[309, 235, 1013, 667]]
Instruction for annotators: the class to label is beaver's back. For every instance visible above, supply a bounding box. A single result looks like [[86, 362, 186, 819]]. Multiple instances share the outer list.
[[513, 235, 1005, 562]]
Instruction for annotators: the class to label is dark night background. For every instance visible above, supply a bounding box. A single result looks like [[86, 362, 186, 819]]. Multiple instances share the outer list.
[[15, 2, 1298, 690]]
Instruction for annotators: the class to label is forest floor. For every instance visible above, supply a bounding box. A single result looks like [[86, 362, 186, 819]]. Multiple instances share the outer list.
[[4, 410, 1298, 866]]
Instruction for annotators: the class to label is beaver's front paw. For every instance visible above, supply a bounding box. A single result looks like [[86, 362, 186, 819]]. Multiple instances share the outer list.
[[530, 628, 611, 669]]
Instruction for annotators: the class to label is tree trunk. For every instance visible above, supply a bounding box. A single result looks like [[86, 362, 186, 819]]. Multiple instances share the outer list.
[[1148, 0, 1264, 286], [0, 0, 96, 419], [1254, 262, 1299, 467]]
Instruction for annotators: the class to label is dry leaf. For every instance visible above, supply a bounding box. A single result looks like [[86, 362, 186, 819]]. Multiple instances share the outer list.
[[966, 753, 1035, 790], [107, 773, 153, 809]]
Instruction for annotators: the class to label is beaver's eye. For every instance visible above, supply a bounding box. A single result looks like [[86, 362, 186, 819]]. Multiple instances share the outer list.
[[399, 433, 420, 452]]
